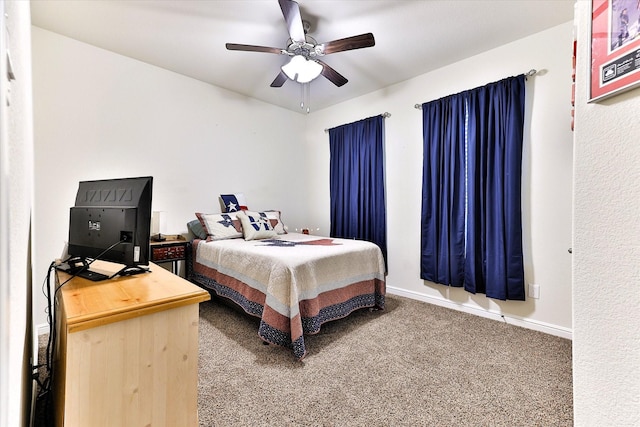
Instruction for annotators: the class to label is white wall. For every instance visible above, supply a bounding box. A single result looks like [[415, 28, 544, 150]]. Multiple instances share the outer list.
[[305, 22, 575, 337], [573, 1, 640, 425], [32, 22, 575, 338], [1, 1, 34, 425], [29, 6, 640, 425], [31, 27, 308, 328]]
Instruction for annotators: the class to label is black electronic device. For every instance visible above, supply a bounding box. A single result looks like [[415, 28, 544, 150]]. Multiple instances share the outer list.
[[63, 176, 153, 280]]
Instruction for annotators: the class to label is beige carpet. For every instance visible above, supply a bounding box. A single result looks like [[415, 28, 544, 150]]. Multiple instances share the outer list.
[[196, 294, 572, 426], [36, 293, 572, 426]]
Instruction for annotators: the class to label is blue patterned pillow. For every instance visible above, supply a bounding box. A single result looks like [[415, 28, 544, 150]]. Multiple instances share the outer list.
[[220, 193, 248, 213], [195, 212, 243, 241], [236, 211, 277, 241]]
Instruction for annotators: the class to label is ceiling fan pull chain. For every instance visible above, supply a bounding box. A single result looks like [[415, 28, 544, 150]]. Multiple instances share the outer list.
[[300, 82, 310, 113]]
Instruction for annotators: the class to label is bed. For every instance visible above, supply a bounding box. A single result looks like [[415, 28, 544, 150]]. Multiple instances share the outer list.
[[185, 210, 386, 360]]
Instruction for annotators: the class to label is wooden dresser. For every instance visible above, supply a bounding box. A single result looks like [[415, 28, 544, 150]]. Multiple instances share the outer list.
[[53, 261, 210, 427]]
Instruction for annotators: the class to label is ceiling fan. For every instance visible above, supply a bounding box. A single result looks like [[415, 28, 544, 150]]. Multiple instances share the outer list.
[[225, 0, 375, 88]]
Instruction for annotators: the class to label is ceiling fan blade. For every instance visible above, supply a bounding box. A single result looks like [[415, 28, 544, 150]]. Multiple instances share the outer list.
[[278, 0, 306, 43], [317, 60, 348, 87], [270, 71, 288, 87], [320, 33, 375, 55], [225, 43, 284, 54]]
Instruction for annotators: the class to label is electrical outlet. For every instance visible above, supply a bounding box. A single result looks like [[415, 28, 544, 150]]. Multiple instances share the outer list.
[[528, 283, 540, 299]]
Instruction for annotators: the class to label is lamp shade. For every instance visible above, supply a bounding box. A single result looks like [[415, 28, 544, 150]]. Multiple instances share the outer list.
[[281, 55, 323, 83], [151, 211, 167, 236]]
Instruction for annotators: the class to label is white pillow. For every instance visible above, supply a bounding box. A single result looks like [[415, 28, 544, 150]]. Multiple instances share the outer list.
[[263, 210, 287, 234], [236, 211, 277, 240], [195, 212, 243, 241]]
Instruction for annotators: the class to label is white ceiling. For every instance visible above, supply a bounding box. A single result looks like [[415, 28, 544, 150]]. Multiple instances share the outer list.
[[30, 0, 576, 114]]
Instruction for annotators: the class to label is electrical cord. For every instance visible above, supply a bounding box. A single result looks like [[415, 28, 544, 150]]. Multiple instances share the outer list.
[[34, 261, 56, 426], [53, 238, 126, 297], [35, 238, 127, 424]]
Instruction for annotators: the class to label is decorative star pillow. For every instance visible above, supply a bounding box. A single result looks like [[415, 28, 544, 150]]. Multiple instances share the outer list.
[[220, 193, 249, 213], [235, 211, 277, 241], [195, 212, 243, 241], [263, 210, 287, 234]]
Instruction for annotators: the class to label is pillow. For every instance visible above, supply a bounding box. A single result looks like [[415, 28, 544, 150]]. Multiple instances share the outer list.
[[263, 210, 287, 234], [236, 211, 277, 241], [220, 193, 248, 213], [187, 219, 208, 240], [195, 212, 243, 241]]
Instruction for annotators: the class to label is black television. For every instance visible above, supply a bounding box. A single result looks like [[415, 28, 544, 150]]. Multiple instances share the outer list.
[[63, 176, 153, 280]]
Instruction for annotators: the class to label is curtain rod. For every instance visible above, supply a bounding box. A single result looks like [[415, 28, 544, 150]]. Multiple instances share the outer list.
[[324, 112, 391, 133], [414, 69, 537, 109]]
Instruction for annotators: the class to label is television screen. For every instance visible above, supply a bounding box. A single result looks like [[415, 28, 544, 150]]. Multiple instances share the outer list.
[[63, 176, 153, 280]]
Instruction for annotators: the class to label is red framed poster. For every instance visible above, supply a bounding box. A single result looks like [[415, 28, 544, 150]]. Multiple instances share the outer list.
[[590, 0, 640, 102]]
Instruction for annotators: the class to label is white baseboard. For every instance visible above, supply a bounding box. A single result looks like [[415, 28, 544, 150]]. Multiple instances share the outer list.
[[386, 286, 573, 340]]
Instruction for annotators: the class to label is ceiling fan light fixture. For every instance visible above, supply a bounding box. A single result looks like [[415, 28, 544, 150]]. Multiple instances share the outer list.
[[281, 55, 322, 83]]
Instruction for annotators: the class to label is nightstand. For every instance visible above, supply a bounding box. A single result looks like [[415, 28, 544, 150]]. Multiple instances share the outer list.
[[150, 235, 188, 276]]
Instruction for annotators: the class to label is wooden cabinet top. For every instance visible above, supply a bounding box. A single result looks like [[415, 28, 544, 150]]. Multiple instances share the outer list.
[[56, 261, 210, 333], [150, 235, 187, 247]]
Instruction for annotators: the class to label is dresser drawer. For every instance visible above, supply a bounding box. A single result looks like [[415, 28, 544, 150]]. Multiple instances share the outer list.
[[152, 244, 186, 261]]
